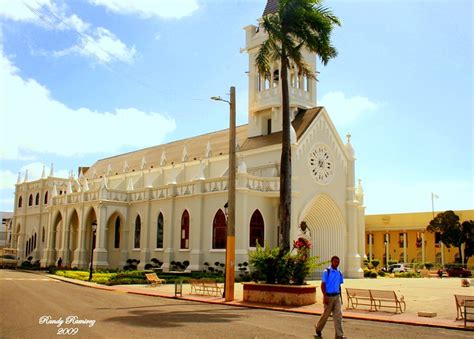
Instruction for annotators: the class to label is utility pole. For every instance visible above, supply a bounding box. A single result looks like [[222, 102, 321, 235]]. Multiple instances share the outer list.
[[211, 86, 236, 301], [225, 86, 236, 301]]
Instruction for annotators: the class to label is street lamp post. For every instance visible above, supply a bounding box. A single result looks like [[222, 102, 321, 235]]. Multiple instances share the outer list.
[[88, 221, 97, 282], [211, 86, 236, 302]]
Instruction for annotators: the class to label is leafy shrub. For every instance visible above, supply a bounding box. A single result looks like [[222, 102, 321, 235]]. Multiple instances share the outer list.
[[370, 271, 378, 278], [371, 259, 380, 269], [378, 270, 386, 277], [249, 239, 320, 285], [424, 262, 434, 270]]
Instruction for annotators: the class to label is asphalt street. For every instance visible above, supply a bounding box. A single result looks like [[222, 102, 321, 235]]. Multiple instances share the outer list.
[[0, 270, 472, 339]]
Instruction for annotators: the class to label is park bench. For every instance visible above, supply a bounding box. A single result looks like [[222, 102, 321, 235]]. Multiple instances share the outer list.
[[190, 278, 223, 297], [145, 273, 166, 287], [369, 289, 406, 314], [454, 294, 474, 320], [464, 300, 474, 327], [345, 288, 374, 311]]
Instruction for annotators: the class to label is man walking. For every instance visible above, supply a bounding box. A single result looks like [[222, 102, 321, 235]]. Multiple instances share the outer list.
[[315, 255, 345, 338]]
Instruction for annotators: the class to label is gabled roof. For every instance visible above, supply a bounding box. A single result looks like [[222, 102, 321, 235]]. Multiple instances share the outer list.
[[85, 107, 322, 178], [262, 0, 279, 16]]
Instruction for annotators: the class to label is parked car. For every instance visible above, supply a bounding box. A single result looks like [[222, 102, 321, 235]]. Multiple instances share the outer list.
[[446, 267, 472, 278], [0, 254, 18, 269], [388, 264, 408, 273]]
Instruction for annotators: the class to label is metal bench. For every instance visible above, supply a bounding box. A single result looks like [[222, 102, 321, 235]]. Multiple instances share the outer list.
[[346, 288, 374, 311], [369, 289, 406, 314], [464, 300, 474, 327], [190, 278, 223, 296], [145, 273, 166, 287], [455, 294, 474, 320]]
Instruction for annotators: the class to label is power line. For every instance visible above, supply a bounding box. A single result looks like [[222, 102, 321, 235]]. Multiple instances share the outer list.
[[21, 0, 206, 102]]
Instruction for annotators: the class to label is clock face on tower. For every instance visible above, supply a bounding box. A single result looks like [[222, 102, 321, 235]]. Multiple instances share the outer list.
[[309, 144, 334, 185]]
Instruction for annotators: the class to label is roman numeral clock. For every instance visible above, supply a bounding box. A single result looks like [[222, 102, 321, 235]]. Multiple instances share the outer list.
[[308, 144, 334, 185]]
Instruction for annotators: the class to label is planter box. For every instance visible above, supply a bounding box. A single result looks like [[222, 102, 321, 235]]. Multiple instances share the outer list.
[[242, 283, 316, 306]]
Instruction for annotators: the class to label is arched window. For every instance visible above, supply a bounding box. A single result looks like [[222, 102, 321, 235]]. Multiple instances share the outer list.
[[42, 227, 45, 243], [18, 196, 23, 208], [249, 210, 264, 247], [156, 213, 164, 249], [212, 209, 227, 249], [34, 233, 37, 249], [134, 215, 141, 249], [44, 191, 48, 204], [28, 194, 33, 206], [180, 210, 190, 249], [35, 193, 40, 205], [114, 217, 120, 249]]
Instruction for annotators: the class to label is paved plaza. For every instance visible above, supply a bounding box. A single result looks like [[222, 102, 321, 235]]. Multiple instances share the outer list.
[[46, 273, 474, 330]]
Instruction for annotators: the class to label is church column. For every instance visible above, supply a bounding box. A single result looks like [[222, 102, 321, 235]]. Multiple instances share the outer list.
[[139, 189, 152, 270], [345, 135, 363, 278], [162, 184, 176, 271], [73, 208, 87, 269], [189, 179, 205, 272], [42, 210, 55, 266], [93, 203, 109, 268]]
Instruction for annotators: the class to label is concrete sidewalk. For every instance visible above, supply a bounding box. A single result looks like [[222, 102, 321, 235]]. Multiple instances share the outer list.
[[45, 273, 474, 331]]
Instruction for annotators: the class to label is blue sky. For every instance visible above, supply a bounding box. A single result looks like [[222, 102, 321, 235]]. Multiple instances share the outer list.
[[0, 0, 472, 215]]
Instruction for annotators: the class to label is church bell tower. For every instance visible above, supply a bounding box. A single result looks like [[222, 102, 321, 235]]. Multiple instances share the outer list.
[[243, 0, 317, 138]]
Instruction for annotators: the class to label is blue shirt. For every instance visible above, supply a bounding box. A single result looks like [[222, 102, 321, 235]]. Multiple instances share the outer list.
[[322, 266, 344, 294]]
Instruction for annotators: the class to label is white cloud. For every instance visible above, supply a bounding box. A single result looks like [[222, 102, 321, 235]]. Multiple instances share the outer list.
[[53, 27, 136, 64], [0, 170, 17, 190], [319, 91, 378, 126], [0, 0, 135, 65], [0, 47, 176, 160], [89, 0, 199, 19], [0, 0, 52, 22]]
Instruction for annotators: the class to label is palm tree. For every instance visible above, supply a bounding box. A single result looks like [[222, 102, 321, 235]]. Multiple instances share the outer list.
[[256, 0, 340, 252]]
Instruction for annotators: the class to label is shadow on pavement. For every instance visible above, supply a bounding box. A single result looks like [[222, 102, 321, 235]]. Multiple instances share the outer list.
[[103, 307, 243, 328]]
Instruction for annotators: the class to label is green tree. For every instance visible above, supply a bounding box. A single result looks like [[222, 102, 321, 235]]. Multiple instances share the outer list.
[[256, 0, 340, 251], [427, 211, 473, 266]]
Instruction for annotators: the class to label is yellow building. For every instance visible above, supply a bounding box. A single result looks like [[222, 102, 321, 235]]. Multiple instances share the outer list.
[[365, 210, 474, 268]]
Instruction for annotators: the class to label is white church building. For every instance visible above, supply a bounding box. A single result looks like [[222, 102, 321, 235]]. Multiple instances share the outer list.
[[11, 1, 365, 278]]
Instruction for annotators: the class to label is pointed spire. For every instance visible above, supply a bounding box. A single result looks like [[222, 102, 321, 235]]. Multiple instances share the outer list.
[[75, 179, 82, 193], [160, 150, 167, 166], [41, 164, 46, 179], [123, 160, 129, 173], [345, 133, 355, 158], [127, 177, 134, 191], [100, 175, 108, 189], [49, 163, 54, 177], [16, 172, 21, 185], [52, 184, 58, 197], [206, 140, 212, 158], [355, 178, 364, 204], [140, 156, 147, 170], [290, 125, 297, 145], [83, 179, 90, 192], [182, 145, 189, 162], [79, 168, 85, 180], [107, 164, 113, 176], [66, 180, 73, 194], [23, 169, 29, 183]]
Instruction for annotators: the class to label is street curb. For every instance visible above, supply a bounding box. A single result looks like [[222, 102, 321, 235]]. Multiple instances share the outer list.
[[27, 271, 474, 332]]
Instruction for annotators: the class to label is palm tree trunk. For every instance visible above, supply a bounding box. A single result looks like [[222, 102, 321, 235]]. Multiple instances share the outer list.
[[279, 51, 291, 253]]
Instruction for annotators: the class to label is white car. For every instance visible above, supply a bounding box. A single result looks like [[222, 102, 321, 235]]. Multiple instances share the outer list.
[[388, 264, 407, 273]]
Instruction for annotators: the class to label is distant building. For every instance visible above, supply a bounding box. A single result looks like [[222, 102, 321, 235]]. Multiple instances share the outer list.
[[10, 1, 365, 277], [0, 212, 13, 248], [365, 210, 474, 267]]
